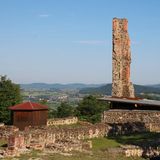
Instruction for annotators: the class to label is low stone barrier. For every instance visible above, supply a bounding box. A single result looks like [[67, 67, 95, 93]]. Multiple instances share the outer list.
[[121, 145, 143, 157], [24, 123, 106, 144], [121, 145, 160, 159], [47, 117, 78, 126], [102, 110, 160, 133]]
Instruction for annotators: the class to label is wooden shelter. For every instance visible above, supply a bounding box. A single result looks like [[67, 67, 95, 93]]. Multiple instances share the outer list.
[[9, 102, 48, 130], [99, 96, 160, 110]]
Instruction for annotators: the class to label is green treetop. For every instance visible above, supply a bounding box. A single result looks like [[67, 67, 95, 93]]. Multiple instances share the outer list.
[[0, 76, 22, 124], [76, 95, 109, 123]]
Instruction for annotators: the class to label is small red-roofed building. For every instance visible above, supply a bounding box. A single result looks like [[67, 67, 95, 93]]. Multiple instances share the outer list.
[[9, 102, 48, 130]]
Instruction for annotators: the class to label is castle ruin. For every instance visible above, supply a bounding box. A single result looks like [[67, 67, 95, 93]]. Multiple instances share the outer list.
[[112, 18, 135, 98]]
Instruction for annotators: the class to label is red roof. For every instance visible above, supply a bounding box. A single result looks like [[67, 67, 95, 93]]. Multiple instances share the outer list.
[[9, 102, 48, 111]]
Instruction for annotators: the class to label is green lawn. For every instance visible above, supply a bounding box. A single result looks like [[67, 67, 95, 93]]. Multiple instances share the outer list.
[[108, 132, 160, 147], [92, 137, 120, 150]]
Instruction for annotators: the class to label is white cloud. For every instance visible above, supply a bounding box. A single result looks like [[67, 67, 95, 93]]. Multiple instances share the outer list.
[[73, 40, 107, 45], [39, 14, 49, 18]]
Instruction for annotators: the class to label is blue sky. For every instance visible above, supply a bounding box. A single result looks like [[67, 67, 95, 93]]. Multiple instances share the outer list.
[[0, 0, 160, 84]]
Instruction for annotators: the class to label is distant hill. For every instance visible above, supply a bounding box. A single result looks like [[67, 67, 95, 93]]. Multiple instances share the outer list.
[[20, 83, 104, 90], [79, 84, 112, 95], [147, 84, 160, 89], [134, 84, 160, 94], [20, 83, 160, 94], [79, 84, 160, 95]]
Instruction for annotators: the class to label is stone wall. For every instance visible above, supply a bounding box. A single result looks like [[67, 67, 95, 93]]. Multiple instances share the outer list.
[[24, 123, 106, 144], [121, 145, 143, 157], [7, 134, 25, 150], [4, 123, 105, 157], [47, 117, 78, 126], [112, 18, 134, 98], [102, 110, 160, 134], [0, 125, 19, 139], [121, 145, 160, 159]]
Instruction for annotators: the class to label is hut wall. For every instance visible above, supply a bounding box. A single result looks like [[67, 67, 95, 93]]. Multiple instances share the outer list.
[[32, 110, 48, 126], [12, 110, 48, 130], [13, 111, 33, 130]]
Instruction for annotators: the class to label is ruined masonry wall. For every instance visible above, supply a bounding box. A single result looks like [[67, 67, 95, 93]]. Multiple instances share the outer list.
[[6, 123, 106, 153], [112, 18, 134, 98], [24, 123, 106, 144], [47, 117, 78, 126], [102, 110, 160, 132]]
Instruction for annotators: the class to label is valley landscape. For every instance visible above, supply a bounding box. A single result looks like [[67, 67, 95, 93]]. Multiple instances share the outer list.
[[21, 83, 160, 104]]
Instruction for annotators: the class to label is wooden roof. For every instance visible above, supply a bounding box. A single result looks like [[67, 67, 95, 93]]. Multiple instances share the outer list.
[[9, 102, 48, 111]]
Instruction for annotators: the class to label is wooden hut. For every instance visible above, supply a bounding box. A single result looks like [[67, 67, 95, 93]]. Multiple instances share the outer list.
[[9, 102, 48, 130]]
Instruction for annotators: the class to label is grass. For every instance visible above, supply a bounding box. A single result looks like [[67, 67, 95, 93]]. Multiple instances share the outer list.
[[3, 150, 41, 160], [108, 132, 160, 147], [92, 132, 160, 151], [92, 137, 120, 150], [9, 150, 144, 160], [0, 139, 7, 149]]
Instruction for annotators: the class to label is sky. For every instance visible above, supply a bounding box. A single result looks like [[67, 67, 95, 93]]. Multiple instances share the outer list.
[[0, 0, 160, 84]]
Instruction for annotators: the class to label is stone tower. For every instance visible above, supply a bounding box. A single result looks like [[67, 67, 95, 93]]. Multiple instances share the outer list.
[[112, 18, 135, 98]]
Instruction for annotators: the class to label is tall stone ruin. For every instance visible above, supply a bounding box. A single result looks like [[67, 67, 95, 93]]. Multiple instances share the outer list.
[[112, 18, 135, 98]]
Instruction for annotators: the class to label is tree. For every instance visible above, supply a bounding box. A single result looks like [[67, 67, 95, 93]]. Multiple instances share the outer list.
[[0, 76, 22, 124], [48, 108, 57, 119], [76, 95, 109, 123], [57, 102, 75, 118], [39, 100, 58, 119]]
